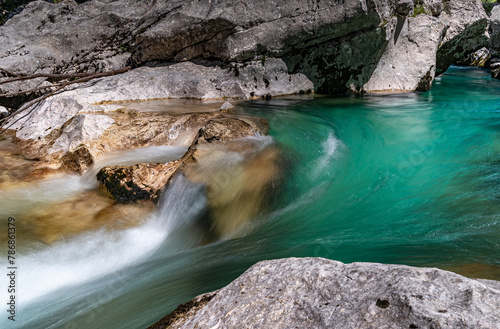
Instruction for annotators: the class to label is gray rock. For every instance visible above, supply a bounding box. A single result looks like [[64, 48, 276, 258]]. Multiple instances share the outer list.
[[456, 47, 491, 68], [395, 0, 414, 16], [48, 114, 114, 155], [0, 105, 8, 118], [436, 0, 490, 75], [363, 15, 446, 92], [424, 0, 444, 16], [5, 58, 311, 142], [0, 0, 133, 96], [155, 258, 500, 329], [0, 0, 491, 98], [219, 102, 234, 113]]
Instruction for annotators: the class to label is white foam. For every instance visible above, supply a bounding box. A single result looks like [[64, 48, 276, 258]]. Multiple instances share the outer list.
[[312, 132, 341, 179], [0, 173, 206, 307]]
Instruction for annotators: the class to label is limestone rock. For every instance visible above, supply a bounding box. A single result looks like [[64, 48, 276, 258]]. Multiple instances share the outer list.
[[436, 0, 490, 75], [97, 161, 182, 203], [0, 0, 491, 96], [0, 105, 8, 118], [456, 47, 491, 68], [154, 258, 500, 329], [3, 59, 307, 171], [219, 102, 234, 113], [424, 0, 444, 17], [363, 15, 446, 92], [48, 114, 114, 155]]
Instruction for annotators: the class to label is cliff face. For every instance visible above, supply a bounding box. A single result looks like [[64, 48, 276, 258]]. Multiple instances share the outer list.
[[150, 258, 500, 329], [0, 0, 491, 102]]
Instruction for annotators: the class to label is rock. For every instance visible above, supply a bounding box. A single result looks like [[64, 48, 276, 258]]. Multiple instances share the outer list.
[[363, 15, 446, 92], [364, 0, 489, 92], [0, 0, 491, 96], [3, 60, 308, 171], [436, 0, 490, 75], [96, 115, 268, 204], [456, 47, 491, 68], [0, 105, 8, 118], [395, 0, 414, 16], [97, 162, 182, 203], [219, 102, 234, 113], [48, 114, 115, 155], [153, 258, 500, 329], [490, 6, 500, 78], [424, 0, 444, 17]]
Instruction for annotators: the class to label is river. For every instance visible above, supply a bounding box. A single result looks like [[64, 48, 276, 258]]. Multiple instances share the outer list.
[[1, 66, 499, 328]]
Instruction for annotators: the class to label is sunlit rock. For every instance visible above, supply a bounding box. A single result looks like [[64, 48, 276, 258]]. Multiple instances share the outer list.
[[153, 258, 500, 329]]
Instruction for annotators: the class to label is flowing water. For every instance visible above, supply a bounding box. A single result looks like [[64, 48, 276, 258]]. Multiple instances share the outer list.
[[1, 67, 500, 328]]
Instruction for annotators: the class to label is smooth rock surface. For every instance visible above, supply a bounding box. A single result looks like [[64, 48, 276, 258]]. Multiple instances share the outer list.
[[153, 258, 500, 329], [48, 114, 114, 155]]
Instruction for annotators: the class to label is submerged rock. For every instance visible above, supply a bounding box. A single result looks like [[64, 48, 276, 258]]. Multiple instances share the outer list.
[[152, 258, 500, 329], [96, 116, 268, 204]]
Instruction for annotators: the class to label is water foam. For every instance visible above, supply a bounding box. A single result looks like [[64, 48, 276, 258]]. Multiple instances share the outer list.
[[0, 174, 206, 307], [312, 132, 341, 179]]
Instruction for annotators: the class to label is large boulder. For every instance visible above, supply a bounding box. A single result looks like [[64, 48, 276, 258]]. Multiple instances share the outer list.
[[363, 15, 446, 92], [151, 258, 500, 329], [1, 0, 487, 98], [364, 0, 489, 92], [96, 116, 268, 203], [435, 0, 490, 75]]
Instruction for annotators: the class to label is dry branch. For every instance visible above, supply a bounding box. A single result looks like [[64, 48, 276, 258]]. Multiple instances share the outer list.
[[0, 70, 101, 85], [0, 66, 132, 131]]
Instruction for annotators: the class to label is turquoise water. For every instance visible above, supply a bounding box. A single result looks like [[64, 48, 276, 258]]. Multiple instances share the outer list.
[[2, 67, 500, 328]]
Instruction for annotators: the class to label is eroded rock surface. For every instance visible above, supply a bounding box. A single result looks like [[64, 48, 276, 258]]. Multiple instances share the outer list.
[[363, 15, 446, 92], [96, 116, 269, 204], [436, 0, 490, 75], [154, 258, 500, 329], [0, 0, 491, 98]]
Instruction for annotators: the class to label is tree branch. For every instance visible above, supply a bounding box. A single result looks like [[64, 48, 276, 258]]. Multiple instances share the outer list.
[[0, 66, 132, 131]]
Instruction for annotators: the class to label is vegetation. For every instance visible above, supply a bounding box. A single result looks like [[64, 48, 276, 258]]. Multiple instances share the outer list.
[[482, 0, 499, 15]]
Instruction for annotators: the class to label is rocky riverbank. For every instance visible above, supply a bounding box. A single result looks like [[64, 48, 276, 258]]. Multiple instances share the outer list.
[[0, 0, 495, 109], [0, 1, 499, 328], [149, 257, 500, 329]]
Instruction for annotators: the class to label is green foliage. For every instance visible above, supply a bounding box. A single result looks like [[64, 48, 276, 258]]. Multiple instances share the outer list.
[[482, 0, 498, 15], [411, 4, 429, 17]]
